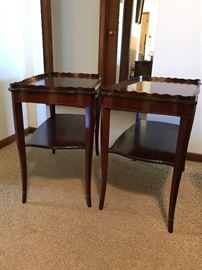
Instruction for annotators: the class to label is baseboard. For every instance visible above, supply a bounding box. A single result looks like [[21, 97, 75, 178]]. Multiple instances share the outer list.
[[1, 129, 202, 163], [0, 127, 36, 149], [27, 127, 36, 134], [186, 152, 202, 162]]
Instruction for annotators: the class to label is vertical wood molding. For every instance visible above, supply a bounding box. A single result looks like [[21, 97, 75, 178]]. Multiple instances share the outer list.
[[98, 0, 108, 86], [40, 0, 53, 73], [99, 0, 120, 87]]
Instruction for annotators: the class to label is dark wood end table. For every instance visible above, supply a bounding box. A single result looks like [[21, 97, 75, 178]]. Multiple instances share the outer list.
[[9, 72, 101, 207], [100, 76, 200, 232]]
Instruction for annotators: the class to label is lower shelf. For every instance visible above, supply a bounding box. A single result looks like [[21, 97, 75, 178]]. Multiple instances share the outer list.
[[109, 120, 179, 165], [26, 114, 86, 149]]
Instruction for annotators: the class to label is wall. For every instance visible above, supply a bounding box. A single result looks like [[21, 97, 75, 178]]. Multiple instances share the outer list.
[[0, 0, 44, 141], [143, 0, 160, 60], [51, 0, 100, 73], [151, 0, 202, 154]]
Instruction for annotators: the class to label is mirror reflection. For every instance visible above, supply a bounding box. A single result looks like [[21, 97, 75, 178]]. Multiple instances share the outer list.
[[50, 0, 159, 86], [116, 0, 159, 82]]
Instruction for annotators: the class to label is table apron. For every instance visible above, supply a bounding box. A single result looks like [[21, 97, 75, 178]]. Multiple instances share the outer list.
[[12, 92, 94, 108], [102, 96, 196, 117]]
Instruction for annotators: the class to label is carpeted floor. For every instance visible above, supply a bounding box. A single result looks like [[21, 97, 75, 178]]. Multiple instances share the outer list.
[[0, 111, 202, 270]]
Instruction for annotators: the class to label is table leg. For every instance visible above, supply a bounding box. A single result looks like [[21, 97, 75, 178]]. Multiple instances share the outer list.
[[135, 112, 141, 122], [85, 104, 95, 207], [12, 99, 27, 203], [50, 104, 55, 117], [99, 107, 110, 210], [50, 105, 56, 154], [168, 168, 182, 233], [95, 95, 101, 156], [168, 116, 195, 233]]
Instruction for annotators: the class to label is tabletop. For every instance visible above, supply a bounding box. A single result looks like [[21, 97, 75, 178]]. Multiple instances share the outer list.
[[9, 72, 102, 95], [102, 77, 200, 104]]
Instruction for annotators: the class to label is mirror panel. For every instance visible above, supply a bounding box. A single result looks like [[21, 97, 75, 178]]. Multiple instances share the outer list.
[[116, 0, 159, 82], [51, 0, 100, 73], [41, 0, 159, 85]]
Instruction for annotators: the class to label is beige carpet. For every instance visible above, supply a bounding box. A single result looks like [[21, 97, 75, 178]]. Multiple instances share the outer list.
[[0, 111, 202, 270]]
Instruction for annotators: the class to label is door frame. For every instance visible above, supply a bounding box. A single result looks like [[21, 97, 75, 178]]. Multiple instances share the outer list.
[[98, 0, 108, 84], [40, 0, 53, 73]]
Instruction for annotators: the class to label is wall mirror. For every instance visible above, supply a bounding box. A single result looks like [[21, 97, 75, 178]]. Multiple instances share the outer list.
[[41, 0, 159, 87]]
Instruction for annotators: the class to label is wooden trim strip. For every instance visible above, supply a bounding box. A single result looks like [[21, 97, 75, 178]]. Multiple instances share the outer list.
[[40, 0, 53, 73], [0, 127, 36, 149], [98, 0, 108, 82], [186, 152, 202, 162]]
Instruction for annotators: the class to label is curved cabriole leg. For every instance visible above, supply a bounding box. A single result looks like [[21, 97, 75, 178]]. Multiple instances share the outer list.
[[12, 99, 27, 203], [85, 104, 95, 207], [168, 168, 182, 233], [168, 116, 194, 233], [99, 107, 110, 210], [19, 146, 27, 203]]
